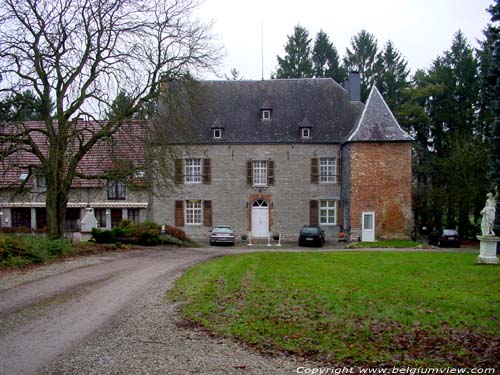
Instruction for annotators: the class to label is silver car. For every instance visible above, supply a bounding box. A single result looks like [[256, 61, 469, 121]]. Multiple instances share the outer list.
[[209, 225, 235, 246]]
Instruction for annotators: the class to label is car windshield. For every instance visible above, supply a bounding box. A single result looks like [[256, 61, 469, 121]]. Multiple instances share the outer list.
[[213, 227, 233, 233], [443, 229, 458, 236], [300, 227, 320, 235]]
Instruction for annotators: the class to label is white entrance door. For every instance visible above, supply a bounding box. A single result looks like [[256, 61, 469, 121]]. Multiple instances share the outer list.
[[252, 200, 269, 238], [361, 212, 375, 242]]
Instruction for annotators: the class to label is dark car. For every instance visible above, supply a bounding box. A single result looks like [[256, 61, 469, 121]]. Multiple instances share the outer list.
[[298, 226, 325, 247], [209, 225, 235, 246], [428, 229, 460, 248]]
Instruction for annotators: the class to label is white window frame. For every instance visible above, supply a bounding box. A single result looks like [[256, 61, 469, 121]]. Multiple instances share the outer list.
[[261, 110, 271, 120], [213, 128, 222, 139], [301, 128, 311, 139], [319, 200, 337, 225], [185, 200, 203, 225], [253, 160, 268, 186], [319, 157, 337, 184], [185, 158, 202, 184]]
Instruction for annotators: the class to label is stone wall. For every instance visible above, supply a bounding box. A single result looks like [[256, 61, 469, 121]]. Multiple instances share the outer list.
[[348, 142, 413, 240], [152, 144, 343, 240]]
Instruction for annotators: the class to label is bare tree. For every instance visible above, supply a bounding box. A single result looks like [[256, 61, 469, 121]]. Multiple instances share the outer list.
[[0, 0, 221, 238]]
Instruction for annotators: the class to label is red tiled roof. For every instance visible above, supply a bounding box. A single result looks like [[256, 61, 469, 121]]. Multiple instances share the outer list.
[[0, 120, 148, 188]]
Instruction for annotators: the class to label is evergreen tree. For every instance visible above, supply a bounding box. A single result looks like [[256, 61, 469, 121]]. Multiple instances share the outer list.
[[343, 30, 379, 101], [0, 90, 51, 121], [312, 30, 345, 83], [276, 25, 313, 79], [480, 0, 500, 230], [374, 41, 410, 110]]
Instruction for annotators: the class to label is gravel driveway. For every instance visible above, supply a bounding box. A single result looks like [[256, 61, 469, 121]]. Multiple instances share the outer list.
[[0, 246, 310, 375]]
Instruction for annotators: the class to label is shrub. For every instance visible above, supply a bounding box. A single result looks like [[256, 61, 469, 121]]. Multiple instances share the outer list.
[[165, 225, 187, 241], [139, 229, 160, 245], [91, 228, 114, 244], [160, 234, 183, 246]]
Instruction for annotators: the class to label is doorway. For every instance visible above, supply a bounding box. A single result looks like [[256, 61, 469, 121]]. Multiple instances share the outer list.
[[251, 199, 269, 238]]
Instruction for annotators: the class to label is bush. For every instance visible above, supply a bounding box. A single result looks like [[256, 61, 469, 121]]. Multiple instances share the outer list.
[[91, 228, 114, 244], [165, 225, 187, 241], [139, 229, 160, 245]]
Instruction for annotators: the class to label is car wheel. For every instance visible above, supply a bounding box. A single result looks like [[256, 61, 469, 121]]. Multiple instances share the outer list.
[[209, 241, 214, 246]]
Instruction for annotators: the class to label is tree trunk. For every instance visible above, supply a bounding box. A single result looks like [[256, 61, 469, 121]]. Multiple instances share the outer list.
[[46, 181, 68, 239]]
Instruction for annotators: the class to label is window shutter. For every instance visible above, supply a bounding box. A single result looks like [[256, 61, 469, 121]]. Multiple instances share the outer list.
[[175, 200, 184, 226], [337, 200, 343, 225], [203, 159, 211, 184], [267, 160, 275, 186], [336, 157, 341, 184], [311, 158, 319, 184], [203, 200, 212, 226], [247, 160, 253, 185], [310, 200, 319, 226], [174, 159, 183, 185]]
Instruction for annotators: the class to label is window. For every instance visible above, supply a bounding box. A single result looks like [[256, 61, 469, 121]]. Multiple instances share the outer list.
[[319, 158, 336, 183], [319, 200, 336, 225], [301, 128, 311, 139], [128, 208, 140, 223], [94, 208, 107, 228], [19, 172, 29, 181], [35, 175, 46, 189], [213, 128, 222, 139], [261, 109, 272, 120], [253, 160, 268, 186], [185, 200, 202, 225], [185, 158, 202, 184], [108, 180, 126, 200]]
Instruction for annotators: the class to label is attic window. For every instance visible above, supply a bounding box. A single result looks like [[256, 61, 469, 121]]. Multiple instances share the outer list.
[[19, 172, 29, 181], [213, 128, 222, 139], [261, 109, 272, 120], [301, 127, 311, 139]]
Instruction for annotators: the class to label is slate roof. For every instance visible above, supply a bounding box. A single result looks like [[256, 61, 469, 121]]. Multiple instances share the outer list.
[[174, 79, 364, 144], [345, 86, 413, 143]]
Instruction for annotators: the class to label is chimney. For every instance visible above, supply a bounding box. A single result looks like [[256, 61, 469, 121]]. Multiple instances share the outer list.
[[344, 71, 361, 102]]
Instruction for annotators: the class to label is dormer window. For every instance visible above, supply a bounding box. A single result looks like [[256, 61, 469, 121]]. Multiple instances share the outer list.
[[213, 128, 222, 139], [261, 109, 272, 120], [301, 127, 311, 139]]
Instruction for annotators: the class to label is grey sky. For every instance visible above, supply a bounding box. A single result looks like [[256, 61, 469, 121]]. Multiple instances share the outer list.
[[197, 0, 493, 80]]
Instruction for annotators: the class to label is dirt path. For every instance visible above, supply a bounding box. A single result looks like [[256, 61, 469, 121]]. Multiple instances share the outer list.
[[0, 248, 225, 375]]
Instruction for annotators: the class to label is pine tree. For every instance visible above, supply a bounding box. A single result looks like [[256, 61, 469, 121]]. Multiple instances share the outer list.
[[312, 30, 345, 83], [276, 25, 313, 79], [343, 30, 379, 101], [374, 41, 410, 110]]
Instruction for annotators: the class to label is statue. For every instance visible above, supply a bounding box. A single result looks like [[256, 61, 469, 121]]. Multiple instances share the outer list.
[[480, 187, 498, 236]]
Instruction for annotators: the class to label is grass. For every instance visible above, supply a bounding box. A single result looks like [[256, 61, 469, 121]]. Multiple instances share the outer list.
[[170, 252, 500, 367], [346, 239, 422, 248]]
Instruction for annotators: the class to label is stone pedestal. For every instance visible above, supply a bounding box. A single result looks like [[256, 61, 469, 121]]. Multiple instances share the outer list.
[[476, 236, 500, 265]]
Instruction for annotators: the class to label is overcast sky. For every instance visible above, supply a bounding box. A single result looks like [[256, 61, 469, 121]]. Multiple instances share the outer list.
[[197, 0, 493, 80]]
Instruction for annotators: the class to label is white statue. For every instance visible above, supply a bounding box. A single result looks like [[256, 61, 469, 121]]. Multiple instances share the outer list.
[[480, 187, 498, 236]]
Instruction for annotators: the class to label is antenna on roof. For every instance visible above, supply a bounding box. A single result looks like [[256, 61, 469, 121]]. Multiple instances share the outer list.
[[261, 21, 264, 80]]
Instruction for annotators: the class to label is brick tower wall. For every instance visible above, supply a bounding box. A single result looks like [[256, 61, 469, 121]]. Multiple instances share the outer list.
[[348, 142, 413, 240]]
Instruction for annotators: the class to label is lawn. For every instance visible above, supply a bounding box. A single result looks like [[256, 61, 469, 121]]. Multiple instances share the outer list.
[[170, 252, 500, 367]]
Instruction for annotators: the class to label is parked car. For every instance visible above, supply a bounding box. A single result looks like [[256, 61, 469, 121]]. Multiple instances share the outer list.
[[209, 225, 235, 246], [298, 226, 325, 247], [428, 229, 460, 248]]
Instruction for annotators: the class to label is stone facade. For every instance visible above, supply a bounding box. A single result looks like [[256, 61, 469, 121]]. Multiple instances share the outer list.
[[153, 144, 343, 240]]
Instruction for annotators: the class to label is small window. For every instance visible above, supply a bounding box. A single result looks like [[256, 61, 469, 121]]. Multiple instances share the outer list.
[[301, 128, 311, 139], [185, 200, 202, 225], [128, 208, 140, 223], [35, 175, 46, 189], [261, 109, 272, 120], [19, 172, 29, 181], [135, 170, 145, 179], [108, 180, 126, 200], [185, 158, 202, 184], [319, 158, 337, 184], [319, 200, 336, 225], [213, 128, 222, 139], [94, 208, 107, 228], [253, 160, 268, 186]]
